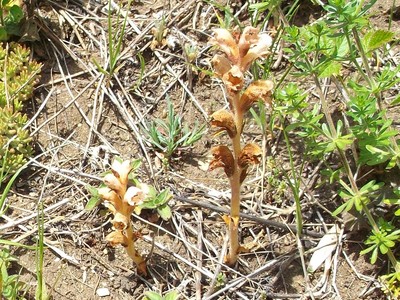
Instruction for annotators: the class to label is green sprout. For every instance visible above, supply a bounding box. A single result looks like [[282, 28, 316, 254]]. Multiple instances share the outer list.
[[143, 100, 206, 167], [143, 290, 179, 300]]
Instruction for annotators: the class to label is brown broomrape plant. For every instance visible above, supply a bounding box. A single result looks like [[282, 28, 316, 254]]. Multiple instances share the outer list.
[[96, 160, 147, 275], [209, 26, 273, 265]]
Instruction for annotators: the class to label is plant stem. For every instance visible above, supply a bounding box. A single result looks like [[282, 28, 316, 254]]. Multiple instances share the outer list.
[[226, 171, 240, 265], [125, 224, 147, 275], [225, 93, 244, 265]]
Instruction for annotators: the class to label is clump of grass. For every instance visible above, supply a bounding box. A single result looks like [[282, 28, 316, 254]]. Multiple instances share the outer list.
[[93, 0, 132, 79], [208, 26, 273, 265]]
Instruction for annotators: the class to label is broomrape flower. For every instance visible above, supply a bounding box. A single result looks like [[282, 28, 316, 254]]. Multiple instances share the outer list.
[[100, 159, 147, 275], [208, 26, 274, 265], [210, 26, 273, 74]]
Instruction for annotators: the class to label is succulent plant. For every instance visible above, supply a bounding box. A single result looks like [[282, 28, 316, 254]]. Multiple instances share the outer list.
[[0, 42, 41, 110], [0, 107, 32, 175], [0, 42, 40, 179]]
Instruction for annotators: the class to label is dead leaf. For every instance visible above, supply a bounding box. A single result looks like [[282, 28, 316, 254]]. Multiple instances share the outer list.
[[308, 224, 340, 273]]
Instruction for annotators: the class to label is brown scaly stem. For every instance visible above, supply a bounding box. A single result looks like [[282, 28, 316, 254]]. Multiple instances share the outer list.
[[226, 135, 242, 264], [225, 93, 244, 265], [125, 224, 147, 275]]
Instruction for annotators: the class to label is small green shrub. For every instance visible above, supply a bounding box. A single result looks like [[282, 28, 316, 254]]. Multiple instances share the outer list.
[[0, 0, 24, 41], [275, 0, 400, 296], [0, 247, 26, 300]]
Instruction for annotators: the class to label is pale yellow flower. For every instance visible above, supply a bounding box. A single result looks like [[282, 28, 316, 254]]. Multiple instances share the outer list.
[[210, 28, 240, 63], [241, 33, 272, 71]]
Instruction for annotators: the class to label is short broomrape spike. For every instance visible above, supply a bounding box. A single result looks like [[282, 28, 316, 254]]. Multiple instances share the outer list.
[[101, 159, 147, 275]]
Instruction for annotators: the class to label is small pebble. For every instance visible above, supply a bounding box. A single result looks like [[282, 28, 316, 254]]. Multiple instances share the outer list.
[[96, 287, 110, 297]]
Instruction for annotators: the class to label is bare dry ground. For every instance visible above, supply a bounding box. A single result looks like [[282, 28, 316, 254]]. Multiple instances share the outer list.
[[1, 0, 399, 299]]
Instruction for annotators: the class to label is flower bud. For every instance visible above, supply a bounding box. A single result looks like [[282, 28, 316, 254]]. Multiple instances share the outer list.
[[212, 54, 232, 78], [112, 212, 129, 231], [222, 65, 244, 93], [111, 160, 132, 186], [238, 143, 262, 168], [98, 187, 119, 203], [241, 33, 272, 71], [238, 26, 260, 58], [210, 109, 237, 138], [124, 186, 144, 206], [239, 80, 273, 113], [209, 145, 235, 177], [104, 173, 124, 193], [106, 231, 128, 247], [210, 28, 239, 63]]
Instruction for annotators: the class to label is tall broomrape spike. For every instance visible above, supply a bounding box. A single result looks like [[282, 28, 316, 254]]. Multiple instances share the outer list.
[[209, 26, 273, 265], [99, 160, 147, 275]]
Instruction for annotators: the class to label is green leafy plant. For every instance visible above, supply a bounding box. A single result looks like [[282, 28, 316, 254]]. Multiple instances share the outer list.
[[208, 26, 273, 265], [143, 100, 206, 167], [143, 290, 179, 300], [276, 0, 400, 295], [86, 158, 173, 275], [0, 0, 24, 41], [135, 187, 173, 221], [0, 247, 28, 300]]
